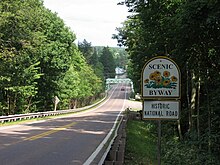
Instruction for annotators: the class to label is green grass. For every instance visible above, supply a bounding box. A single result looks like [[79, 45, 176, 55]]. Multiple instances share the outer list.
[[125, 120, 157, 165]]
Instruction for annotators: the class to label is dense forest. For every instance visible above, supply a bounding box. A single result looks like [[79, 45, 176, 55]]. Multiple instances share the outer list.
[[0, 0, 127, 115], [114, 0, 220, 164]]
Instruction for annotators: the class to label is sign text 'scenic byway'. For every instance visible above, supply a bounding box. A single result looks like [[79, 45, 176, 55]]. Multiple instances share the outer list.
[[141, 56, 181, 120]]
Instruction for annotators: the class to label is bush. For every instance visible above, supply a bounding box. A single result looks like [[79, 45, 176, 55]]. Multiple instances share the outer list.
[[163, 138, 220, 165]]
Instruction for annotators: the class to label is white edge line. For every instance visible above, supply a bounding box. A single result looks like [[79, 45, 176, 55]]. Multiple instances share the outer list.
[[83, 87, 127, 165]]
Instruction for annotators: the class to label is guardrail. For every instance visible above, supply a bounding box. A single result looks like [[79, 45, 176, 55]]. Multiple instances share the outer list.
[[0, 95, 107, 124], [0, 89, 128, 164], [99, 114, 127, 165], [83, 109, 127, 165]]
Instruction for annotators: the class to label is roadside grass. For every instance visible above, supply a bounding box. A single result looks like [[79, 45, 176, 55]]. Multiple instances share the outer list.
[[125, 119, 157, 165]]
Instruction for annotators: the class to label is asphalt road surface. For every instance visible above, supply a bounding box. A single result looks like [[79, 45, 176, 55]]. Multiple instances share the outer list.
[[0, 84, 141, 165]]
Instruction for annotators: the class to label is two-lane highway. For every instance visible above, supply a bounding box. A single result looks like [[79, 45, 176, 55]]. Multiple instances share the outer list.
[[0, 84, 139, 165]]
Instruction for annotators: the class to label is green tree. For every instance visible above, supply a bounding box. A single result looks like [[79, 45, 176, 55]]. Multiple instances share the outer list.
[[78, 41, 105, 81], [99, 47, 116, 78], [0, 0, 44, 114], [91, 48, 105, 83], [22, 3, 78, 111], [78, 39, 93, 65], [0, 0, 104, 115], [58, 65, 80, 109], [116, 0, 220, 163]]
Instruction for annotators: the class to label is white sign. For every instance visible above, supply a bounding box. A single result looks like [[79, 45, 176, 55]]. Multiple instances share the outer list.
[[142, 56, 180, 99], [143, 100, 180, 120], [54, 96, 60, 105]]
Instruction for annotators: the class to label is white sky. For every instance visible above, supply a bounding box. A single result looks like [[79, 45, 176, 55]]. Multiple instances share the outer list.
[[43, 0, 128, 47]]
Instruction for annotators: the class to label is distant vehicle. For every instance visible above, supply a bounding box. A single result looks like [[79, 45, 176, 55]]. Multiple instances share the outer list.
[[121, 87, 125, 91]]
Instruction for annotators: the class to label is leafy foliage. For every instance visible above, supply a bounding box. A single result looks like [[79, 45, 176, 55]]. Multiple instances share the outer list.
[[116, 0, 220, 163], [99, 47, 116, 78], [0, 0, 104, 114]]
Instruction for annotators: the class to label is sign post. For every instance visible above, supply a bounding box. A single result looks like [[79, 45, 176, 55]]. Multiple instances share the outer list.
[[141, 56, 181, 165], [158, 119, 161, 165]]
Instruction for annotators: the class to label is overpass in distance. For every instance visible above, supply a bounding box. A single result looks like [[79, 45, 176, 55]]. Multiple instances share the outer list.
[[105, 78, 134, 92]]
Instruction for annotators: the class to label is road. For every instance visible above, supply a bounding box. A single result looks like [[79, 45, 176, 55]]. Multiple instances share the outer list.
[[0, 84, 141, 165]]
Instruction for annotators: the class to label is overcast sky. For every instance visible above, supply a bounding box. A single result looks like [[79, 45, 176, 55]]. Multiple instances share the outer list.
[[43, 0, 128, 47]]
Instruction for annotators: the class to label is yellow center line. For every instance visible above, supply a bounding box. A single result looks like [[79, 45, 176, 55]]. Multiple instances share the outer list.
[[25, 122, 76, 141]]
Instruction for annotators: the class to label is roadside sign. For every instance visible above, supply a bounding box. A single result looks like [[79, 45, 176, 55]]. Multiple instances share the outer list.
[[141, 56, 181, 165], [54, 96, 60, 111], [54, 96, 60, 105], [143, 100, 180, 120], [142, 56, 180, 99]]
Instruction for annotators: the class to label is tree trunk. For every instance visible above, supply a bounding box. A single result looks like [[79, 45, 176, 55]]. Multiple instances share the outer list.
[[206, 69, 211, 154], [177, 119, 183, 140], [189, 71, 197, 132], [186, 63, 191, 131], [69, 99, 77, 109], [197, 77, 201, 142], [74, 99, 77, 109]]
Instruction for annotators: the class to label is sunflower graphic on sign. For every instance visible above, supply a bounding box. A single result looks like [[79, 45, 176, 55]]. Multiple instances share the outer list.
[[144, 70, 178, 89]]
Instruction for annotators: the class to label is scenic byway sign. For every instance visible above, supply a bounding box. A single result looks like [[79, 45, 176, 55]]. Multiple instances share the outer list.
[[141, 56, 180, 99], [141, 56, 181, 165], [141, 56, 181, 120]]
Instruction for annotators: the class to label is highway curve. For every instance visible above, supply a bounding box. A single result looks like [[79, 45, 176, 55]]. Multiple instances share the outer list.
[[0, 84, 141, 165]]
